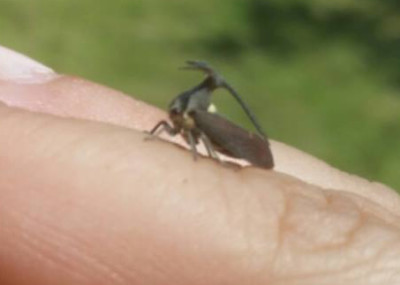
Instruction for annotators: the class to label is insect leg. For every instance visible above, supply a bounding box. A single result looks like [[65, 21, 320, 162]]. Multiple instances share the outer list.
[[200, 133, 220, 162], [146, 120, 178, 140], [186, 131, 198, 160]]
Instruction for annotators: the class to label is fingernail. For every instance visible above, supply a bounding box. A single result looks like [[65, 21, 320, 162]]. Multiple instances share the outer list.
[[0, 45, 57, 83]]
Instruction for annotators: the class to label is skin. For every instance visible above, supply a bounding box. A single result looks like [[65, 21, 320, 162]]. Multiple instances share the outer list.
[[0, 46, 399, 284]]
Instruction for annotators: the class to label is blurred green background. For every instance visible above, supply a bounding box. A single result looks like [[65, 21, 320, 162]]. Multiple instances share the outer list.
[[1, 0, 399, 190]]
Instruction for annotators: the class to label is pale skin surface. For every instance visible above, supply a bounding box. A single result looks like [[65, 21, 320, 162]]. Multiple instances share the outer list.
[[0, 46, 399, 285]]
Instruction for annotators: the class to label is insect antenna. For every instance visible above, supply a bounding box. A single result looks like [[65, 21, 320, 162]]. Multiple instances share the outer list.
[[221, 81, 267, 138], [182, 60, 267, 138]]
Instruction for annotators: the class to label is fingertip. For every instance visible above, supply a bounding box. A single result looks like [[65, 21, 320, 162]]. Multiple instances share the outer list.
[[0, 45, 56, 83], [0, 74, 165, 130]]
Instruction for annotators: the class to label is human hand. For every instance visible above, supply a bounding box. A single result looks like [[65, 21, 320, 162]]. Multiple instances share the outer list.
[[0, 45, 399, 285]]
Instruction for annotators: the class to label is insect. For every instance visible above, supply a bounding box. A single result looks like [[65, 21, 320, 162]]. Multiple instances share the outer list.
[[148, 61, 274, 169]]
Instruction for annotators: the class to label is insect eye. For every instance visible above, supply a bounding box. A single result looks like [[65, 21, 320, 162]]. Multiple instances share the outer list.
[[169, 107, 179, 116]]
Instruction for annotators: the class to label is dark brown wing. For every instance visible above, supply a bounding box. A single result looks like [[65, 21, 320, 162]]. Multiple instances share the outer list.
[[191, 110, 274, 169]]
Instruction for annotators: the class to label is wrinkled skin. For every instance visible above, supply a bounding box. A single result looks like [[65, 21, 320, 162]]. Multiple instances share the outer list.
[[0, 45, 399, 285]]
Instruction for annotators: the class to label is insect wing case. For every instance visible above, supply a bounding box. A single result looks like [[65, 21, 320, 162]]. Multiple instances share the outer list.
[[190, 110, 274, 169]]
